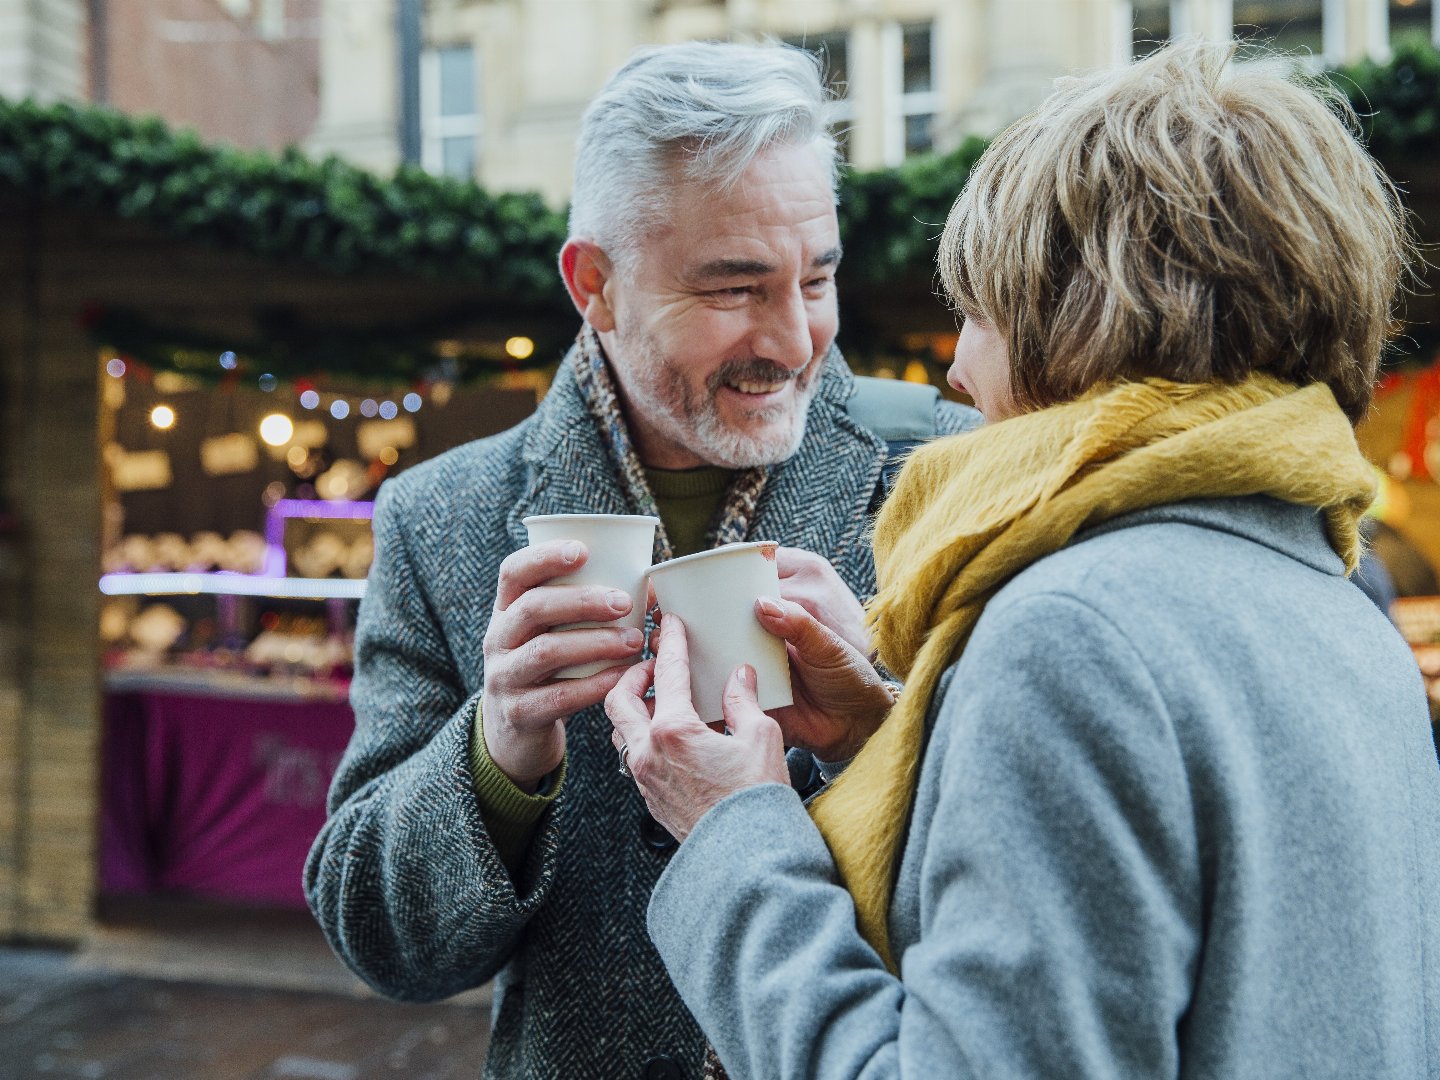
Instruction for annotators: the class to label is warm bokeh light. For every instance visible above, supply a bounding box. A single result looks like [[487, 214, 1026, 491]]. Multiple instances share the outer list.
[[379, 446, 399, 466], [505, 335, 536, 360], [259, 413, 295, 446], [902, 360, 931, 384], [286, 445, 309, 468], [150, 405, 176, 430]]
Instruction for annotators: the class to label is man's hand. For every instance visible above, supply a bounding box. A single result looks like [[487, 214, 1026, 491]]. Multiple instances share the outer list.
[[776, 547, 871, 658], [753, 597, 894, 762], [606, 616, 788, 842], [482, 541, 645, 791]]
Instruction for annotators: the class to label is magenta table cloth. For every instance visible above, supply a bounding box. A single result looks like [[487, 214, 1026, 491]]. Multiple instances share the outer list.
[[101, 688, 353, 907]]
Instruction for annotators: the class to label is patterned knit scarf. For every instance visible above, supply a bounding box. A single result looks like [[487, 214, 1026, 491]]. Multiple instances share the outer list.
[[572, 324, 779, 1080], [570, 325, 770, 561], [806, 374, 1377, 974]]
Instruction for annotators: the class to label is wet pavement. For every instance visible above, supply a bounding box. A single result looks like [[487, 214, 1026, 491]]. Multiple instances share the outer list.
[[0, 898, 492, 1080]]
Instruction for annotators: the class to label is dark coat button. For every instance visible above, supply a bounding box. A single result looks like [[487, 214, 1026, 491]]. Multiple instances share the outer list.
[[640, 813, 677, 852], [642, 1055, 682, 1080]]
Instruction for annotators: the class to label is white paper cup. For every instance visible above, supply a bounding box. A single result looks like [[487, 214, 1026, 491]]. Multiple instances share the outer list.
[[522, 514, 659, 679], [645, 541, 793, 723]]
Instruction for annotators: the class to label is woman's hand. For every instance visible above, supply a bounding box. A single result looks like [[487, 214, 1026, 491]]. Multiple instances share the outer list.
[[776, 547, 872, 657], [606, 615, 789, 842], [753, 597, 895, 763]]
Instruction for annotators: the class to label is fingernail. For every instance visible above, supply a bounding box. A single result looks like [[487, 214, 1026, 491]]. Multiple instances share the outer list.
[[622, 628, 643, 649], [608, 591, 631, 614], [756, 597, 782, 617], [563, 541, 583, 563], [738, 664, 756, 688]]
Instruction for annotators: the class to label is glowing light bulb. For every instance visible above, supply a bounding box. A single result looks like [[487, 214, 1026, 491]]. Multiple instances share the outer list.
[[150, 405, 176, 430], [259, 413, 294, 447], [378, 400, 399, 420], [505, 336, 536, 360], [403, 392, 422, 413], [300, 390, 320, 410], [106, 358, 126, 378], [330, 400, 350, 420]]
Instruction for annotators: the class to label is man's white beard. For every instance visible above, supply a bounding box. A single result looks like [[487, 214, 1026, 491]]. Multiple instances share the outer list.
[[614, 328, 822, 469]]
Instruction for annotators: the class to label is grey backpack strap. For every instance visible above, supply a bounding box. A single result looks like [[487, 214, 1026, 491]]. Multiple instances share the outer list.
[[847, 375, 940, 495]]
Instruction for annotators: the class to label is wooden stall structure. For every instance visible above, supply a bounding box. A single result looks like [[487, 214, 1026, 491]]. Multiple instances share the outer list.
[[0, 187, 562, 942]]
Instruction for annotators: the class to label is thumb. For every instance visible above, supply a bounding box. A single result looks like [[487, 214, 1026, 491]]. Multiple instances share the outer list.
[[756, 597, 849, 668], [721, 664, 768, 735]]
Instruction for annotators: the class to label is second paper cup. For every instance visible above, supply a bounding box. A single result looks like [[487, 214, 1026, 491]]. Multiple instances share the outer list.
[[645, 540, 793, 723]]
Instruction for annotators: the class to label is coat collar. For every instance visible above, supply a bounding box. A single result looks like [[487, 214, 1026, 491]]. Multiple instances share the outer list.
[[1077, 495, 1346, 576]]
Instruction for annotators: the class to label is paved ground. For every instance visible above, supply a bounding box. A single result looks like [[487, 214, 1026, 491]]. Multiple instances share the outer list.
[[0, 898, 492, 1080]]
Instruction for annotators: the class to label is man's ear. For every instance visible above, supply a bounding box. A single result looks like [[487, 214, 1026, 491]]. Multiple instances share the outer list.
[[559, 239, 618, 333]]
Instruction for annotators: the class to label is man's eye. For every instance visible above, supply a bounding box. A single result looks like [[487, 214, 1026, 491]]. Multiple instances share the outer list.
[[803, 277, 833, 292], [713, 286, 752, 298]]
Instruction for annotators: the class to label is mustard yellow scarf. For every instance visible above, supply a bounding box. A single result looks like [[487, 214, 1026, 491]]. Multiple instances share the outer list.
[[807, 374, 1377, 971]]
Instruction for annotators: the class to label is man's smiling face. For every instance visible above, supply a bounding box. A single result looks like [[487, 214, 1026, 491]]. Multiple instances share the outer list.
[[598, 142, 842, 470]]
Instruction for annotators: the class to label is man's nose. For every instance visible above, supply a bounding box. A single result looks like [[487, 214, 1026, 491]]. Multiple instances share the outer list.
[[754, 286, 814, 371]]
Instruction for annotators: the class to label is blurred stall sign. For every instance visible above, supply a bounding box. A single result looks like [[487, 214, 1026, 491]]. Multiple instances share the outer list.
[[200, 433, 260, 476], [357, 416, 417, 461], [107, 446, 173, 492], [293, 419, 329, 449]]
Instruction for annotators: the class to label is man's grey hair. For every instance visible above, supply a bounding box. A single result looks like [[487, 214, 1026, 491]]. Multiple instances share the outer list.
[[568, 40, 840, 274]]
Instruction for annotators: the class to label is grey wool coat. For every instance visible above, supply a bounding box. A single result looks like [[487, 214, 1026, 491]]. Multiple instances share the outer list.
[[303, 351, 979, 1080], [649, 496, 1440, 1080]]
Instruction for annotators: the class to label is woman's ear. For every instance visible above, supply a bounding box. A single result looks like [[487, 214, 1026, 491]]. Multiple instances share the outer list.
[[559, 239, 618, 333]]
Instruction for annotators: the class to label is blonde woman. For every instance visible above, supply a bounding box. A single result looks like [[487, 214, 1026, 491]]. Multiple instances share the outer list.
[[606, 40, 1440, 1079]]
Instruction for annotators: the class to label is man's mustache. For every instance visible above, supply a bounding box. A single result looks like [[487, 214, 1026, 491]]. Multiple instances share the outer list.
[[707, 359, 804, 391]]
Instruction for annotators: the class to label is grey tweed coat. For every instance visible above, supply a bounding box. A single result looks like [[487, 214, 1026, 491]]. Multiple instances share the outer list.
[[304, 350, 979, 1079]]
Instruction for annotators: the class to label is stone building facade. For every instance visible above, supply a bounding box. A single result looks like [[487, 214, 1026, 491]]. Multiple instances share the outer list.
[[309, 0, 1431, 207]]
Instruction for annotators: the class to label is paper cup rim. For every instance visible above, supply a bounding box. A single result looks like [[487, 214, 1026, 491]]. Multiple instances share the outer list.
[[644, 540, 779, 580], [522, 514, 661, 528]]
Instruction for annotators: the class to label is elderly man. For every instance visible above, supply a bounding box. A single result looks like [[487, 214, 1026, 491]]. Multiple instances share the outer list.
[[305, 40, 977, 1079]]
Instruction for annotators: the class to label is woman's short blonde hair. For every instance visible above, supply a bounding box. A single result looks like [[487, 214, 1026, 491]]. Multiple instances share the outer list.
[[939, 39, 1410, 422]]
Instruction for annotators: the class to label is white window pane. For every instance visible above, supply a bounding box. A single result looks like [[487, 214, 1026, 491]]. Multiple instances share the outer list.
[[438, 46, 475, 118], [902, 24, 932, 95], [783, 30, 849, 98], [904, 113, 934, 156], [1133, 0, 1173, 56], [441, 136, 476, 178]]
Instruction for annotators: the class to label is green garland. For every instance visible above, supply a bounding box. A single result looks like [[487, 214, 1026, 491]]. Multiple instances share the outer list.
[[1329, 32, 1440, 159], [0, 97, 570, 294]]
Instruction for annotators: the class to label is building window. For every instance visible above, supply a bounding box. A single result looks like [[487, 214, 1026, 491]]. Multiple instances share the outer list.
[[1132, 0, 1180, 57], [1233, 0, 1326, 57], [1390, 0, 1437, 46], [421, 45, 480, 179], [897, 23, 937, 159], [783, 30, 855, 159]]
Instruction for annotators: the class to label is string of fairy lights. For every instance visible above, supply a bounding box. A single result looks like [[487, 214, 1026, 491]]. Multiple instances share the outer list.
[[106, 334, 540, 443]]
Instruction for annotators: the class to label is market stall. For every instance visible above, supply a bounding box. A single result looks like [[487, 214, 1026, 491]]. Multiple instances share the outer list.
[[96, 371, 540, 907]]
